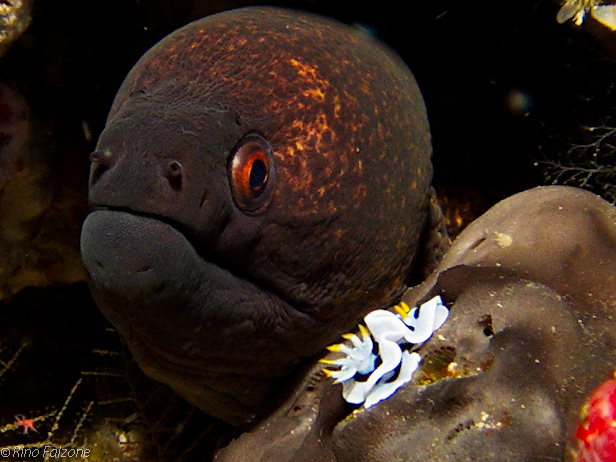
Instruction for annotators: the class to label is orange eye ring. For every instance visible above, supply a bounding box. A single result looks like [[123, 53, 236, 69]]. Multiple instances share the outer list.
[[228, 133, 276, 212]]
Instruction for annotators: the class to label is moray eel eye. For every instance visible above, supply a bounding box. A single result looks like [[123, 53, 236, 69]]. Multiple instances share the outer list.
[[228, 133, 275, 212]]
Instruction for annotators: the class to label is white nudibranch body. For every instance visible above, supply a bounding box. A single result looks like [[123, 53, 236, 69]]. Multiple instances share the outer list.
[[321, 295, 448, 408]]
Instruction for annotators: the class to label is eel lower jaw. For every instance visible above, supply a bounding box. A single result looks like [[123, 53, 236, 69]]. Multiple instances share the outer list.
[[123, 321, 272, 425], [80, 209, 318, 424]]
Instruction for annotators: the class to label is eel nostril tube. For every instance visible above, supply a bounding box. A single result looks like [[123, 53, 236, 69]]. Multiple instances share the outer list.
[[90, 149, 115, 167], [164, 160, 183, 190], [89, 150, 115, 185]]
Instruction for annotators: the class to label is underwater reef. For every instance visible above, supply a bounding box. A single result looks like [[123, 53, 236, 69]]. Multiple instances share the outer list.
[[2, 0, 616, 461]]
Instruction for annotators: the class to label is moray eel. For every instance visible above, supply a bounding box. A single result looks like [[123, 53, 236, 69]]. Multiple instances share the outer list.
[[80, 7, 441, 425]]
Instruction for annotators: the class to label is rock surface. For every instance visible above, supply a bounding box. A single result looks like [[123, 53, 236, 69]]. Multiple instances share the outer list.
[[215, 186, 616, 461]]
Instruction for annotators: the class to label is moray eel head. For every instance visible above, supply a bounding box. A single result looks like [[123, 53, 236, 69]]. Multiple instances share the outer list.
[[80, 7, 433, 425]]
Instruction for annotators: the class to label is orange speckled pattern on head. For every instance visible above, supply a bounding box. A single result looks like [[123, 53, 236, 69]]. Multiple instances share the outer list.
[[107, 7, 432, 326], [109, 8, 432, 324]]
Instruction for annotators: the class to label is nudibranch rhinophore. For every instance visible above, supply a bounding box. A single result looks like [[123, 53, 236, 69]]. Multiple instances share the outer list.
[[79, 7, 444, 425]]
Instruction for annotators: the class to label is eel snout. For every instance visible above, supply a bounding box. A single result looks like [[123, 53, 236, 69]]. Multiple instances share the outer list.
[[81, 210, 202, 322]]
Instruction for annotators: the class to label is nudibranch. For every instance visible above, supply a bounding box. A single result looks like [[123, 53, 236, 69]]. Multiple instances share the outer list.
[[79, 7, 443, 424], [321, 295, 448, 408]]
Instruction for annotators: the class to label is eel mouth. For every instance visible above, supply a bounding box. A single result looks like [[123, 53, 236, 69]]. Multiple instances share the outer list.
[[86, 204, 211, 257], [80, 207, 313, 366]]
